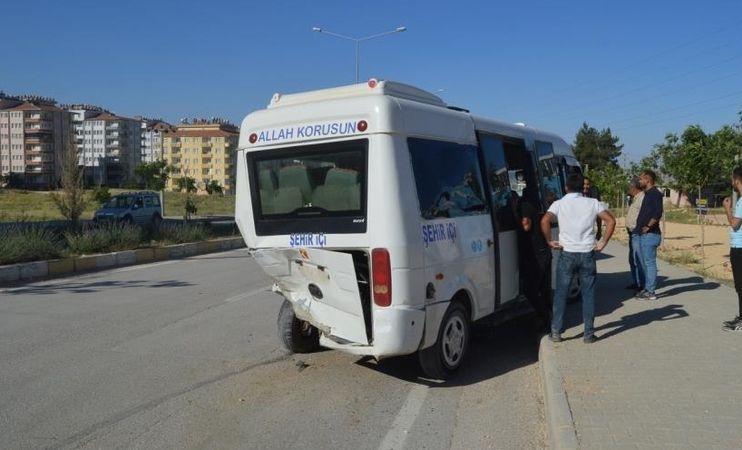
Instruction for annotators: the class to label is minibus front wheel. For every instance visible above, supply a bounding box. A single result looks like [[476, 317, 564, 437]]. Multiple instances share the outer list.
[[418, 302, 470, 380], [277, 300, 320, 353]]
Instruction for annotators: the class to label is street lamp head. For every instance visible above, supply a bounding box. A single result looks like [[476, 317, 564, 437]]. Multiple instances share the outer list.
[[312, 27, 322, 32], [396, 26, 407, 32]]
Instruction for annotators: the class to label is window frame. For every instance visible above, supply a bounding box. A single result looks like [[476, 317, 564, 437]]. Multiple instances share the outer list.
[[246, 138, 369, 236]]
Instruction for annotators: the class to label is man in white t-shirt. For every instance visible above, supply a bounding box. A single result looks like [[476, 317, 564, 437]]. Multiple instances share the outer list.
[[540, 173, 616, 343]]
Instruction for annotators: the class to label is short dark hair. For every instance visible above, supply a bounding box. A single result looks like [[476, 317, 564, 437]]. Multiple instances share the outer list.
[[566, 173, 584, 193], [583, 176, 591, 183], [630, 178, 641, 190], [734, 167, 742, 182], [641, 169, 657, 183]]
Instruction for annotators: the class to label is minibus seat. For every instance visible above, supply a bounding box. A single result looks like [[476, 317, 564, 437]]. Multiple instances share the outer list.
[[272, 187, 303, 214], [278, 165, 312, 204], [259, 169, 276, 194], [259, 189, 274, 214], [324, 168, 358, 187], [311, 168, 360, 210]]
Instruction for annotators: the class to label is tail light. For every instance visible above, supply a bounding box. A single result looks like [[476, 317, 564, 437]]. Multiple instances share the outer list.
[[372, 248, 392, 307]]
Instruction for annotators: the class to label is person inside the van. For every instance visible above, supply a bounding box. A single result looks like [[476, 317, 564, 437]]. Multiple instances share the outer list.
[[431, 172, 485, 218]]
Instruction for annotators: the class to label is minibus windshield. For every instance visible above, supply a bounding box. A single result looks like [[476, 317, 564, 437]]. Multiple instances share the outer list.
[[247, 139, 367, 235]]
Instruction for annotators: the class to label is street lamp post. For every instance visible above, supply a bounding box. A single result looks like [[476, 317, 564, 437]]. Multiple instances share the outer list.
[[312, 26, 407, 83]]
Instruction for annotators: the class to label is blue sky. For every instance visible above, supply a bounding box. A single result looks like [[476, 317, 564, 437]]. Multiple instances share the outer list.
[[3, 0, 741, 162]]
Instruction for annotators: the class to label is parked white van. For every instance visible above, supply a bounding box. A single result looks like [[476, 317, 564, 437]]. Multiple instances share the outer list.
[[236, 80, 580, 379]]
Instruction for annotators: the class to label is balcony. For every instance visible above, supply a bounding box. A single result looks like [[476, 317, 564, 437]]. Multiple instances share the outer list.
[[24, 126, 53, 134], [26, 136, 53, 144]]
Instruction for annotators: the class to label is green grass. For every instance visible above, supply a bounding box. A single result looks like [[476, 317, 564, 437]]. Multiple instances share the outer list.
[[64, 222, 143, 254], [660, 250, 700, 265], [0, 189, 235, 222], [0, 225, 63, 265]]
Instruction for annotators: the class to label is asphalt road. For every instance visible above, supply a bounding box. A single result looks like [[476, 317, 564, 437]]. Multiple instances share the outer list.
[[0, 249, 545, 450]]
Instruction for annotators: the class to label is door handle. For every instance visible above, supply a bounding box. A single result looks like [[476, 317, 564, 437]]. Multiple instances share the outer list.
[[487, 239, 494, 247]]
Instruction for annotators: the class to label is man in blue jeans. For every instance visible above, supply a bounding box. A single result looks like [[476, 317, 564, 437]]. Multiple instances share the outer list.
[[541, 173, 616, 343], [634, 170, 664, 301]]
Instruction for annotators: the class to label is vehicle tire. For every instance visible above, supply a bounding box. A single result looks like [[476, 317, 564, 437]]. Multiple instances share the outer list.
[[567, 274, 581, 303], [418, 302, 470, 380], [277, 299, 320, 353]]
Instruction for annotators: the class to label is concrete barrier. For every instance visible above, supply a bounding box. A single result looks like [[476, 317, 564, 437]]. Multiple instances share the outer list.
[[115, 250, 137, 266], [95, 254, 116, 269], [48, 258, 74, 276], [182, 243, 199, 257], [19, 261, 48, 280], [134, 248, 155, 264], [0, 236, 247, 285], [0, 265, 21, 283], [74, 255, 98, 272]]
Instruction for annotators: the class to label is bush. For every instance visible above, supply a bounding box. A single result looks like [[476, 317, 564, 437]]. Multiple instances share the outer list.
[[93, 186, 112, 205], [65, 222, 143, 254], [156, 222, 208, 244], [0, 225, 62, 265]]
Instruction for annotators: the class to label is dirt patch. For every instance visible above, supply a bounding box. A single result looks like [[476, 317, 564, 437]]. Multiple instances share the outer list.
[[615, 217, 733, 282]]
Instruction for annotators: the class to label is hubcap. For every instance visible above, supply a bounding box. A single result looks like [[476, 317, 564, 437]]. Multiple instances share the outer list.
[[442, 315, 466, 367]]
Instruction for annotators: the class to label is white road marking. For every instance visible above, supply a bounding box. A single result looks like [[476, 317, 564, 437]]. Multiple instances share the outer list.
[[224, 287, 272, 303], [377, 384, 429, 450]]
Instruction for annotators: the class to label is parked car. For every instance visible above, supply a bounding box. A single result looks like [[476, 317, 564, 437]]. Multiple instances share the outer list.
[[94, 191, 163, 228]]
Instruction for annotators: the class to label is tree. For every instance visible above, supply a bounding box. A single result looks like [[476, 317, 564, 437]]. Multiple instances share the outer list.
[[175, 176, 197, 193], [205, 180, 223, 195], [573, 122, 624, 173], [134, 160, 170, 191], [52, 132, 87, 228], [92, 185, 111, 205]]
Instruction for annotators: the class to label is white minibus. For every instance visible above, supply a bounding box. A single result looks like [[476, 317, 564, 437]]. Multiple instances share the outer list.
[[235, 80, 580, 379]]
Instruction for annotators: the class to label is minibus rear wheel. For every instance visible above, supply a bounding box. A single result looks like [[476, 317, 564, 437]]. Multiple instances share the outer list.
[[418, 302, 470, 380], [277, 300, 320, 353]]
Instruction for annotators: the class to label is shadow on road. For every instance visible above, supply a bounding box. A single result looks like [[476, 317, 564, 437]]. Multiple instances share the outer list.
[[561, 268, 720, 339], [5, 279, 195, 295], [355, 314, 542, 387], [593, 304, 689, 340]]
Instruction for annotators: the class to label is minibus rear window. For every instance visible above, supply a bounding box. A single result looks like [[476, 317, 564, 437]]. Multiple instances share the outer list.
[[247, 139, 368, 235]]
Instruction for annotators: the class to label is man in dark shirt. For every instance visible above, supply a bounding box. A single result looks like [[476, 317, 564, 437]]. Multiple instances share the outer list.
[[518, 197, 552, 328], [634, 169, 663, 301]]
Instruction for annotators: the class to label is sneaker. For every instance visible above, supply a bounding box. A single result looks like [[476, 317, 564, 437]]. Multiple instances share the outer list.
[[723, 321, 742, 332], [583, 334, 599, 344], [636, 291, 658, 301], [634, 289, 647, 298], [549, 332, 562, 343], [722, 316, 742, 327]]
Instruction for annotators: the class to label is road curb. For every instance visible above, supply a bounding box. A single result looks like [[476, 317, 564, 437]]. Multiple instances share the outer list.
[[0, 236, 246, 285], [539, 335, 579, 450]]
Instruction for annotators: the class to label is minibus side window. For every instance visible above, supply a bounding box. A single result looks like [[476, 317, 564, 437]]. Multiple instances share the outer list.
[[535, 141, 563, 207], [478, 134, 517, 231], [408, 138, 487, 220]]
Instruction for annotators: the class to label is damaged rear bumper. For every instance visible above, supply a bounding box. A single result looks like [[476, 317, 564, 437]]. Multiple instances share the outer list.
[[318, 305, 426, 360]]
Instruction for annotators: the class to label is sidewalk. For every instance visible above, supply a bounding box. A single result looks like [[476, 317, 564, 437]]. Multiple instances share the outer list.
[[542, 242, 742, 449]]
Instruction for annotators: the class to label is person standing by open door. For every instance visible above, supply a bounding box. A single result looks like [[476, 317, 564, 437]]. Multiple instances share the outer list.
[[541, 173, 616, 343]]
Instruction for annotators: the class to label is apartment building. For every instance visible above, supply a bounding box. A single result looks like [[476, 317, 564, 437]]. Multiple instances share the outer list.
[[62, 104, 108, 185], [139, 118, 174, 163], [78, 112, 142, 186], [0, 94, 71, 188], [163, 119, 239, 194]]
